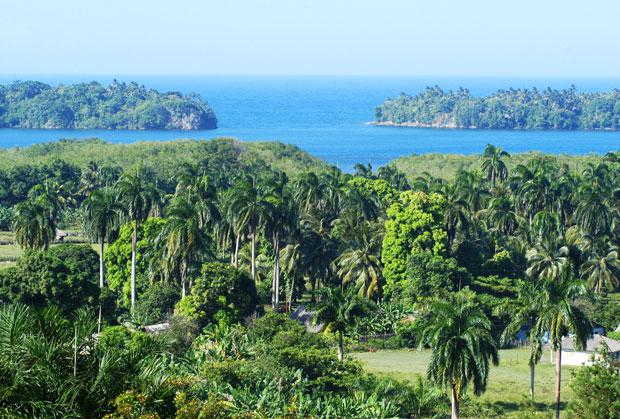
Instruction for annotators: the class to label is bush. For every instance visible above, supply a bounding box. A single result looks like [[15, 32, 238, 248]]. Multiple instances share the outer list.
[[133, 282, 180, 325], [569, 345, 620, 418], [0, 244, 100, 314], [0, 205, 12, 230], [607, 330, 620, 340], [175, 262, 258, 329]]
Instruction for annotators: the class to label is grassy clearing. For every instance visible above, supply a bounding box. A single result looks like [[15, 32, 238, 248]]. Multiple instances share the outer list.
[[0, 231, 97, 266], [352, 347, 576, 417]]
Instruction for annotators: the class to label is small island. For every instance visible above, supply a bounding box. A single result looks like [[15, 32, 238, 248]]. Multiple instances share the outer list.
[[374, 86, 620, 130], [0, 80, 217, 130]]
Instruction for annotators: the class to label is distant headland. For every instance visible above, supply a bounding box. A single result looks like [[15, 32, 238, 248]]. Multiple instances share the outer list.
[[374, 86, 620, 130], [0, 80, 217, 130]]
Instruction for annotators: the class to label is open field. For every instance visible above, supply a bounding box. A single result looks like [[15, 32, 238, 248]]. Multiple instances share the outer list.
[[0, 231, 95, 266], [352, 348, 576, 417]]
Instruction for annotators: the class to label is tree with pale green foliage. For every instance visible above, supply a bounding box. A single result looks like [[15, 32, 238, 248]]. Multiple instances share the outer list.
[[381, 190, 446, 296]]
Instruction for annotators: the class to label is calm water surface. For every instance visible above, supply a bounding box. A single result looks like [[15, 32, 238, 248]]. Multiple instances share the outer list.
[[0, 75, 619, 171]]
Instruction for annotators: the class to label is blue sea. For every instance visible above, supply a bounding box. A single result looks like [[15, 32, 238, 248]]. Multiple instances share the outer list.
[[0, 75, 619, 172]]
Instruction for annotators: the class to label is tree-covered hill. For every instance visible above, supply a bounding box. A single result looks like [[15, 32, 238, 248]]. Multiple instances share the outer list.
[[0, 80, 217, 130], [375, 86, 620, 130]]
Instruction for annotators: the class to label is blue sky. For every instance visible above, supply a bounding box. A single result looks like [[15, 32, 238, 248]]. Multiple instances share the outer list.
[[1, 0, 619, 76]]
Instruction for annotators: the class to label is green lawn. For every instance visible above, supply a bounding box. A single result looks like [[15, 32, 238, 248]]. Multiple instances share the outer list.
[[352, 348, 576, 417]]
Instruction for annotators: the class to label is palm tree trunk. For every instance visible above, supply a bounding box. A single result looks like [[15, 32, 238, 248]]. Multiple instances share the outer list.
[[250, 232, 256, 281], [530, 362, 535, 400], [181, 260, 187, 298], [555, 344, 562, 419], [98, 238, 105, 333], [234, 233, 240, 267], [130, 223, 137, 312], [451, 382, 459, 419], [337, 330, 344, 361], [273, 234, 280, 308]]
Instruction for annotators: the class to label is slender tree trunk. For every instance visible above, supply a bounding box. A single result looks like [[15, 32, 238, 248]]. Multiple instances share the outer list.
[[555, 344, 562, 419], [529, 362, 535, 400], [250, 232, 256, 281], [272, 234, 280, 308], [130, 223, 137, 312], [98, 238, 105, 333], [337, 330, 344, 361], [73, 326, 78, 377], [451, 383, 459, 419], [234, 233, 240, 268], [181, 261, 187, 298]]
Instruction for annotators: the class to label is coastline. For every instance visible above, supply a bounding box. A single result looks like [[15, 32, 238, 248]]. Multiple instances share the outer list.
[[367, 121, 619, 131]]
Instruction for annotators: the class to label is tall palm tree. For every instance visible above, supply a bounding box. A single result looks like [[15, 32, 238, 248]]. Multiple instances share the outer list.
[[263, 173, 298, 307], [313, 287, 371, 361], [158, 192, 211, 297], [483, 195, 519, 236], [419, 293, 499, 419], [335, 220, 384, 298], [454, 169, 488, 213], [227, 178, 272, 282], [527, 271, 590, 419], [82, 187, 122, 331], [574, 185, 613, 237], [441, 183, 470, 250], [500, 281, 546, 400], [115, 168, 160, 311], [481, 144, 510, 187], [580, 249, 620, 293]]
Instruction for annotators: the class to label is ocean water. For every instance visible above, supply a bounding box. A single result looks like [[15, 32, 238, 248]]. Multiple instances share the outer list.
[[0, 75, 619, 171]]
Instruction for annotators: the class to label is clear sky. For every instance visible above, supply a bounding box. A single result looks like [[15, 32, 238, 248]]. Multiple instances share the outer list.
[[1, 0, 619, 77]]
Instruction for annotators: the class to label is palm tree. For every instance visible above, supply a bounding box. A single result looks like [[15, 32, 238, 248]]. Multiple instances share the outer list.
[[483, 195, 518, 236], [419, 293, 499, 419], [158, 192, 211, 297], [481, 144, 510, 187], [82, 187, 122, 331], [313, 287, 371, 361], [580, 249, 620, 293], [13, 180, 68, 251], [500, 281, 546, 400], [575, 185, 613, 237], [12, 198, 56, 250], [335, 220, 383, 298], [227, 178, 272, 282], [527, 271, 590, 419], [441, 183, 470, 250], [353, 162, 373, 178], [115, 168, 160, 311], [263, 174, 298, 307], [526, 239, 570, 282]]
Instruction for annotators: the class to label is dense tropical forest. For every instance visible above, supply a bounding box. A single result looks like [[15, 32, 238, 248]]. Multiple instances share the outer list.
[[0, 138, 619, 418], [375, 86, 620, 130], [0, 81, 217, 129]]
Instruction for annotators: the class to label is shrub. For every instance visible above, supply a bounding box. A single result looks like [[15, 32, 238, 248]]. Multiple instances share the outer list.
[[0, 205, 12, 230], [175, 262, 258, 329], [133, 282, 180, 325], [0, 244, 100, 314], [569, 345, 620, 418]]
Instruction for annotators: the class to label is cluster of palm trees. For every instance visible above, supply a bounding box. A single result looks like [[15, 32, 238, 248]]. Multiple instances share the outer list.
[[9, 144, 619, 418]]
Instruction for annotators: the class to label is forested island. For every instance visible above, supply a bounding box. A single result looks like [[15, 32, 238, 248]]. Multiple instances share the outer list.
[[374, 86, 620, 130], [0, 80, 217, 130]]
